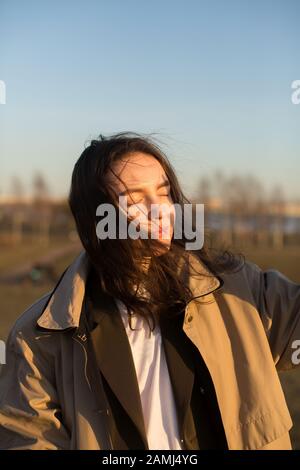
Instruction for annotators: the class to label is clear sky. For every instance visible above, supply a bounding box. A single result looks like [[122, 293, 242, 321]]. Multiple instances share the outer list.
[[0, 0, 299, 199]]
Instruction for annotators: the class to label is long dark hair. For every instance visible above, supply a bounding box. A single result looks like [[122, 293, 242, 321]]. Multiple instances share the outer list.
[[68, 131, 243, 332]]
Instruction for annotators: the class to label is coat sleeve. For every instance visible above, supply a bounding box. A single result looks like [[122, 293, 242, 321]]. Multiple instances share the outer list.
[[0, 326, 70, 450], [245, 261, 300, 371]]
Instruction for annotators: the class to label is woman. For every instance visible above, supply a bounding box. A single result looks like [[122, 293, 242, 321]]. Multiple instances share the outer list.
[[0, 132, 299, 450]]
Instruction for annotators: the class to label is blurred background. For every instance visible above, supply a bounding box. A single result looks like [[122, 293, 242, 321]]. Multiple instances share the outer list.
[[0, 0, 299, 448]]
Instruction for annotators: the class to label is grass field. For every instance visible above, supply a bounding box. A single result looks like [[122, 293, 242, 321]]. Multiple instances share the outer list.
[[0, 236, 77, 276], [0, 241, 299, 448], [0, 244, 81, 338]]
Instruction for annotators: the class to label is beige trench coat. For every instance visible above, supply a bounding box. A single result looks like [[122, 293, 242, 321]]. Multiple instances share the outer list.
[[0, 250, 299, 450]]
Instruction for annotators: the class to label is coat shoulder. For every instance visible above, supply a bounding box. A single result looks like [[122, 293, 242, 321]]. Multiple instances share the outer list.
[[216, 258, 265, 311], [219, 258, 262, 291], [7, 291, 53, 346]]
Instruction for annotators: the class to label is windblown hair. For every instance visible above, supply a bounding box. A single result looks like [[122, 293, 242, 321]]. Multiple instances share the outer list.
[[68, 132, 244, 332]]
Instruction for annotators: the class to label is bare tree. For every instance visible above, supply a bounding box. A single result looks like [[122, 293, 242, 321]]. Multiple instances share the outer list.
[[32, 172, 49, 203], [11, 175, 24, 200], [214, 173, 267, 247], [10, 175, 25, 244], [197, 176, 211, 206], [31, 172, 52, 245], [269, 184, 285, 249]]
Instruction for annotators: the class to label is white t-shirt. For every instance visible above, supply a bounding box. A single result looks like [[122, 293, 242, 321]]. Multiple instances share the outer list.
[[115, 298, 183, 450]]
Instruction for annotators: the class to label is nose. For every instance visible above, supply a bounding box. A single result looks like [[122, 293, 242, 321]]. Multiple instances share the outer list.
[[143, 193, 156, 218], [145, 194, 165, 221]]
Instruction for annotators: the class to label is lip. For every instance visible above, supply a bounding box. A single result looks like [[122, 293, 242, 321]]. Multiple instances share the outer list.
[[158, 225, 169, 238], [146, 222, 170, 238]]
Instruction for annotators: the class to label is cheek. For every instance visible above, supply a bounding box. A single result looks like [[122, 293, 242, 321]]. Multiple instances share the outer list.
[[159, 207, 175, 239], [127, 203, 148, 220], [169, 204, 176, 226], [161, 203, 175, 228]]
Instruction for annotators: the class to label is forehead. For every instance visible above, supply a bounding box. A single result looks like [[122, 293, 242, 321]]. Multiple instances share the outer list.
[[107, 152, 167, 191]]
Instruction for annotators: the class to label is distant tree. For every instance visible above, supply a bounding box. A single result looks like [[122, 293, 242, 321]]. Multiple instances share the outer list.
[[269, 184, 285, 248], [197, 176, 211, 206], [11, 175, 24, 200], [10, 175, 25, 244], [32, 172, 49, 203], [31, 172, 52, 245], [212, 172, 267, 247]]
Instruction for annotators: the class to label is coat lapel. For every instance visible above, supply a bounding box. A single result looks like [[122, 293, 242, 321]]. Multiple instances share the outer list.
[[85, 273, 148, 449], [159, 311, 195, 441]]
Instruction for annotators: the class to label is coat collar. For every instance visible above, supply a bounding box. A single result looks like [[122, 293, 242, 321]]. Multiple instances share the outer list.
[[36, 249, 223, 331]]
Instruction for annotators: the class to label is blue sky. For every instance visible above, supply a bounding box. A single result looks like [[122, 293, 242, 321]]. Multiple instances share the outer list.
[[0, 0, 299, 199]]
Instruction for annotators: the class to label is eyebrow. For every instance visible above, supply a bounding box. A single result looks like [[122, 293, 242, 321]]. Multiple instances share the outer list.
[[118, 179, 170, 196]]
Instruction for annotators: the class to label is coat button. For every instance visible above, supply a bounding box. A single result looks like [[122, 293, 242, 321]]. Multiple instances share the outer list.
[[77, 333, 87, 342], [200, 386, 205, 394], [97, 409, 110, 415]]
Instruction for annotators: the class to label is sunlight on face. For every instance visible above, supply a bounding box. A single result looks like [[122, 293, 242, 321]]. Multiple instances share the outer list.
[[106, 152, 175, 253]]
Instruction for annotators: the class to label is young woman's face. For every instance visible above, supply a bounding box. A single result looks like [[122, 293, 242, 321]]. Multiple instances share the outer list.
[[106, 152, 175, 253]]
